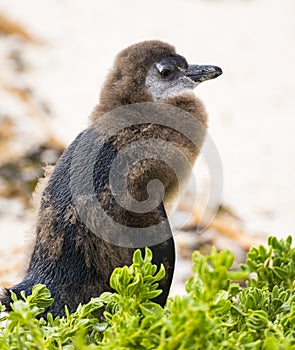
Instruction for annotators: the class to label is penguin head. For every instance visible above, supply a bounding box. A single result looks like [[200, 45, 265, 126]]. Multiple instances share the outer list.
[[146, 55, 222, 101], [98, 40, 222, 111]]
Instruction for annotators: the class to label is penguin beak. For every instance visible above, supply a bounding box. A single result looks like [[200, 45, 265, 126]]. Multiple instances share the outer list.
[[185, 64, 222, 82]]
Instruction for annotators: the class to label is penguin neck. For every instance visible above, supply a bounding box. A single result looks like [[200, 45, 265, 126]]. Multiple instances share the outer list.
[[90, 89, 207, 131]]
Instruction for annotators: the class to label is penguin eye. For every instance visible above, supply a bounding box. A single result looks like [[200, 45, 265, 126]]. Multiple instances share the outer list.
[[160, 68, 173, 78]]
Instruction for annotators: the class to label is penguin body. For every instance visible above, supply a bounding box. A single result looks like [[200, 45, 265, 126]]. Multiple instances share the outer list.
[[0, 40, 221, 316]]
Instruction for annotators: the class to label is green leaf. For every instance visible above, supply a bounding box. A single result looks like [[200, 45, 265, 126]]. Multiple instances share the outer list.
[[154, 264, 166, 282], [133, 249, 143, 265], [139, 301, 163, 318]]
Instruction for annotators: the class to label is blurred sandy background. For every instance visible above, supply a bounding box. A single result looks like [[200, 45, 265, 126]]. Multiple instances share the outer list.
[[0, 0, 294, 293]]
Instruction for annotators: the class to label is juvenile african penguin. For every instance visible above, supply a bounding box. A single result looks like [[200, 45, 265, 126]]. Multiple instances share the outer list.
[[0, 40, 222, 317]]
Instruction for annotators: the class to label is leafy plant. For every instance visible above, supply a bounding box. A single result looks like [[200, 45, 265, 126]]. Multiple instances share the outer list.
[[0, 236, 294, 349]]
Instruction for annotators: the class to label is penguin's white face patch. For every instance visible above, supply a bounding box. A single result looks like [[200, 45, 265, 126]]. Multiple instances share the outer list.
[[146, 58, 199, 102]]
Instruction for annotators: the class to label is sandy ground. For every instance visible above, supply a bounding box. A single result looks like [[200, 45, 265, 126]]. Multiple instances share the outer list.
[[0, 0, 295, 292]]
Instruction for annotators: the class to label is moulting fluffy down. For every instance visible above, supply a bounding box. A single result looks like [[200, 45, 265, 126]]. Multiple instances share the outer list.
[[0, 40, 222, 317]]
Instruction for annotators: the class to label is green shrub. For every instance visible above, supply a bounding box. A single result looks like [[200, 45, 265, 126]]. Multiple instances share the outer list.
[[0, 236, 294, 349]]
